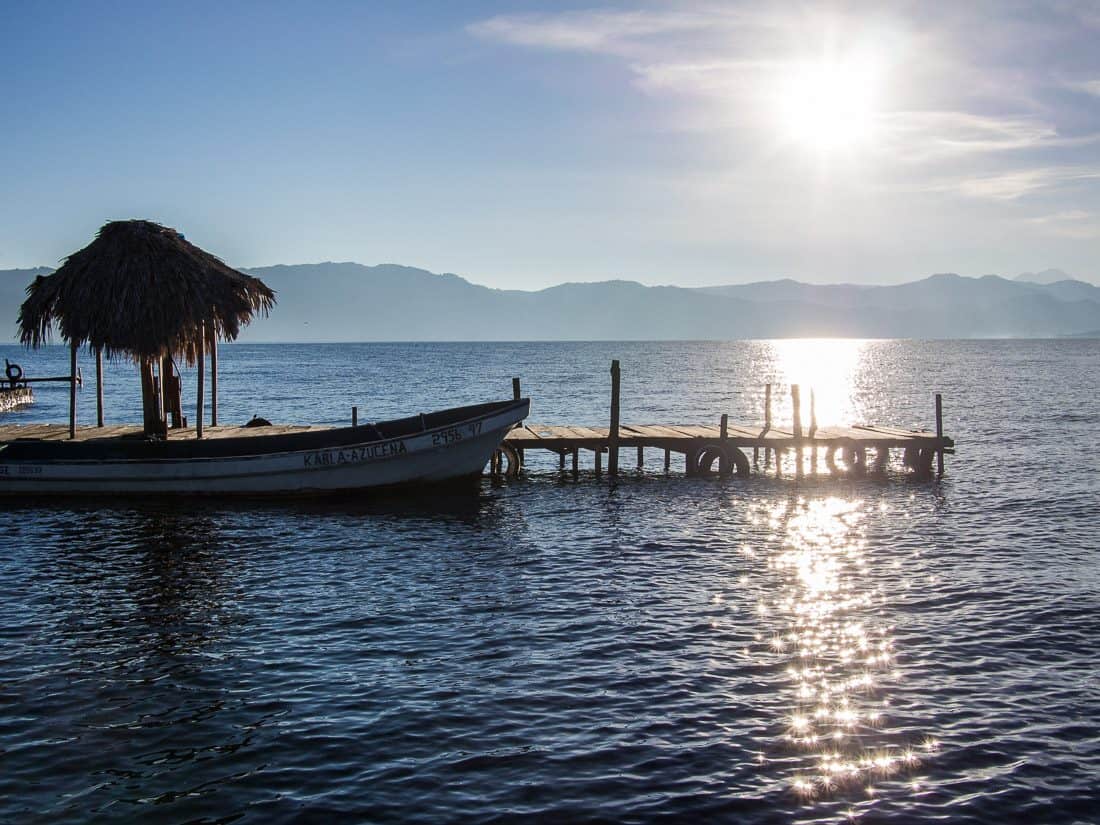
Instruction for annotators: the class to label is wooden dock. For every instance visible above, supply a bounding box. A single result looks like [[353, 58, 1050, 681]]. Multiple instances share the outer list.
[[502, 420, 952, 479]]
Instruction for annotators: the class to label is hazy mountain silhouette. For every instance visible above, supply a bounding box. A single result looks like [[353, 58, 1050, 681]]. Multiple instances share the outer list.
[[3, 262, 1099, 342], [1013, 268, 1082, 285]]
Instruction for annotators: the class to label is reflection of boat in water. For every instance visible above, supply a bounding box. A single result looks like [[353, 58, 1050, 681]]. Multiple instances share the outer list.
[[0, 398, 528, 497]]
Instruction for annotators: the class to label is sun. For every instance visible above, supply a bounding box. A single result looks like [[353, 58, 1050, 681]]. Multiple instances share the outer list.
[[775, 56, 881, 153]]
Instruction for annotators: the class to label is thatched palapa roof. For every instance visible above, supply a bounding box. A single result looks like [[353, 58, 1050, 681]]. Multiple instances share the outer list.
[[19, 220, 275, 362]]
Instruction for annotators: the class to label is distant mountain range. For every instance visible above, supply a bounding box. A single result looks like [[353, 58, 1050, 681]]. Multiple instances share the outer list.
[[2, 263, 1099, 341]]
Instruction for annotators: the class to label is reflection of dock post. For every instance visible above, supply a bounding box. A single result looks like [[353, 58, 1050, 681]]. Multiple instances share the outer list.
[[935, 393, 944, 478], [608, 360, 620, 478]]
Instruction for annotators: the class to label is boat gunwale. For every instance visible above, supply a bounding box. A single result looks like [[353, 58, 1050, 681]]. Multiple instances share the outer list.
[[0, 398, 530, 467]]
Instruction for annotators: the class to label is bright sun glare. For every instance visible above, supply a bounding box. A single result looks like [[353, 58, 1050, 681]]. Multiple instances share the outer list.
[[776, 56, 881, 152]]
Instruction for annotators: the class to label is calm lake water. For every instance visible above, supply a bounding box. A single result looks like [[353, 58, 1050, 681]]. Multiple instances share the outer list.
[[2, 340, 1098, 824]]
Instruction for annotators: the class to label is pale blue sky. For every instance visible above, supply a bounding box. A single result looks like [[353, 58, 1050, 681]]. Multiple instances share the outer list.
[[2, 1, 1099, 287]]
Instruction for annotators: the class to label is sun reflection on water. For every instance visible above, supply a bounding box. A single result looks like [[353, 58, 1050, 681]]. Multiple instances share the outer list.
[[751, 496, 933, 804], [769, 339, 868, 427]]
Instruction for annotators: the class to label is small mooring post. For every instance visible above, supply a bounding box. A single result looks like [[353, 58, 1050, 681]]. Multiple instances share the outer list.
[[95, 345, 104, 428], [608, 359, 621, 478], [68, 342, 77, 440], [935, 393, 944, 478], [196, 324, 205, 439], [512, 377, 521, 401], [210, 331, 218, 427], [791, 384, 803, 477], [352, 406, 358, 428]]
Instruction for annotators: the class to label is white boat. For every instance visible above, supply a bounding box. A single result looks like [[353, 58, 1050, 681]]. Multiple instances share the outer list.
[[0, 398, 529, 497]]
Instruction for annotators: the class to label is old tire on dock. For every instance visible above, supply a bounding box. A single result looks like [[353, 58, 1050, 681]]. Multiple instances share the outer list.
[[691, 443, 750, 478]]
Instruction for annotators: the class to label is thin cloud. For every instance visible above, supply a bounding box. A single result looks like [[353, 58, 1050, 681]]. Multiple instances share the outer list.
[[917, 167, 1100, 200]]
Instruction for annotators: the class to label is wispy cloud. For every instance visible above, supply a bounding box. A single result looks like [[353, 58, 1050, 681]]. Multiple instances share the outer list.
[[1024, 209, 1100, 238], [917, 166, 1100, 200]]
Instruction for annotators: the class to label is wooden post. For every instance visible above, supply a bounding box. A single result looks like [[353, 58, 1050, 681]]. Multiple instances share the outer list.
[[196, 325, 205, 439], [94, 346, 104, 427], [595, 446, 603, 476], [664, 448, 671, 471], [935, 393, 944, 478], [210, 331, 218, 427], [762, 383, 773, 469], [512, 377, 521, 401], [559, 450, 566, 470], [791, 384, 803, 477], [809, 388, 818, 472], [571, 447, 579, 477], [637, 446, 644, 469], [352, 406, 358, 428], [720, 413, 728, 440], [68, 342, 77, 439], [608, 359, 620, 478], [162, 354, 182, 428], [140, 358, 158, 435]]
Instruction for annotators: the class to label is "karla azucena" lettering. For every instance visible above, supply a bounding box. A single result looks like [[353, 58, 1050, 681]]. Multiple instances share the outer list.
[[304, 440, 408, 469]]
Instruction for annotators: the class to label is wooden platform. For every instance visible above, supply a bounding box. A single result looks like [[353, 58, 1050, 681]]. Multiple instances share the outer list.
[[503, 421, 953, 479]]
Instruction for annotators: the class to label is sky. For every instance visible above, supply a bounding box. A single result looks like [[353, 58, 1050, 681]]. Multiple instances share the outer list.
[[2, 0, 1099, 288]]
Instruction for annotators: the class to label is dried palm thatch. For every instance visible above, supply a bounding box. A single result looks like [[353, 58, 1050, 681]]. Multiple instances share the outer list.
[[18, 220, 275, 362]]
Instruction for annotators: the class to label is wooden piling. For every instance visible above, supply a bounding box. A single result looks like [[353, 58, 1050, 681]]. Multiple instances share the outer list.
[[762, 383, 773, 468], [664, 448, 671, 472], [608, 359, 621, 478], [637, 445, 644, 469], [791, 384, 803, 476], [513, 377, 521, 401], [935, 393, 944, 478], [559, 450, 566, 470], [595, 446, 603, 476], [352, 406, 358, 428], [809, 388, 817, 473], [68, 343, 77, 440], [95, 346, 104, 428], [196, 325, 205, 439], [571, 447, 579, 477]]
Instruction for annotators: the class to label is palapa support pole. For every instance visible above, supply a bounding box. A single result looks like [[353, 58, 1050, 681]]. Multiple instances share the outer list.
[[608, 359, 621, 478], [935, 393, 945, 478], [512, 377, 521, 401], [68, 342, 77, 439], [210, 330, 218, 427], [95, 345, 104, 428], [140, 358, 157, 435], [196, 324, 205, 439]]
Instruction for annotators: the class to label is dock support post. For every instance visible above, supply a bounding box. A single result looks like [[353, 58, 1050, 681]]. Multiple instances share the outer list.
[[809, 388, 818, 473], [664, 448, 671, 472], [68, 342, 77, 439], [210, 331, 218, 427], [196, 324, 205, 439], [791, 384, 803, 477], [935, 393, 944, 478], [637, 446, 644, 469], [608, 359, 620, 478], [595, 447, 603, 476], [559, 450, 566, 470], [95, 346, 104, 428], [572, 448, 579, 477], [513, 377, 521, 401], [762, 383, 773, 469], [352, 406, 358, 428]]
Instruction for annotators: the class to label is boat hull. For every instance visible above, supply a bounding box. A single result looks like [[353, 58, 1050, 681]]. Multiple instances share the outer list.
[[0, 399, 529, 497]]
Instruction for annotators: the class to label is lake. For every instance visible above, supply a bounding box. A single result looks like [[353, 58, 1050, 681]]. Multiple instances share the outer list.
[[2, 339, 1098, 823]]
